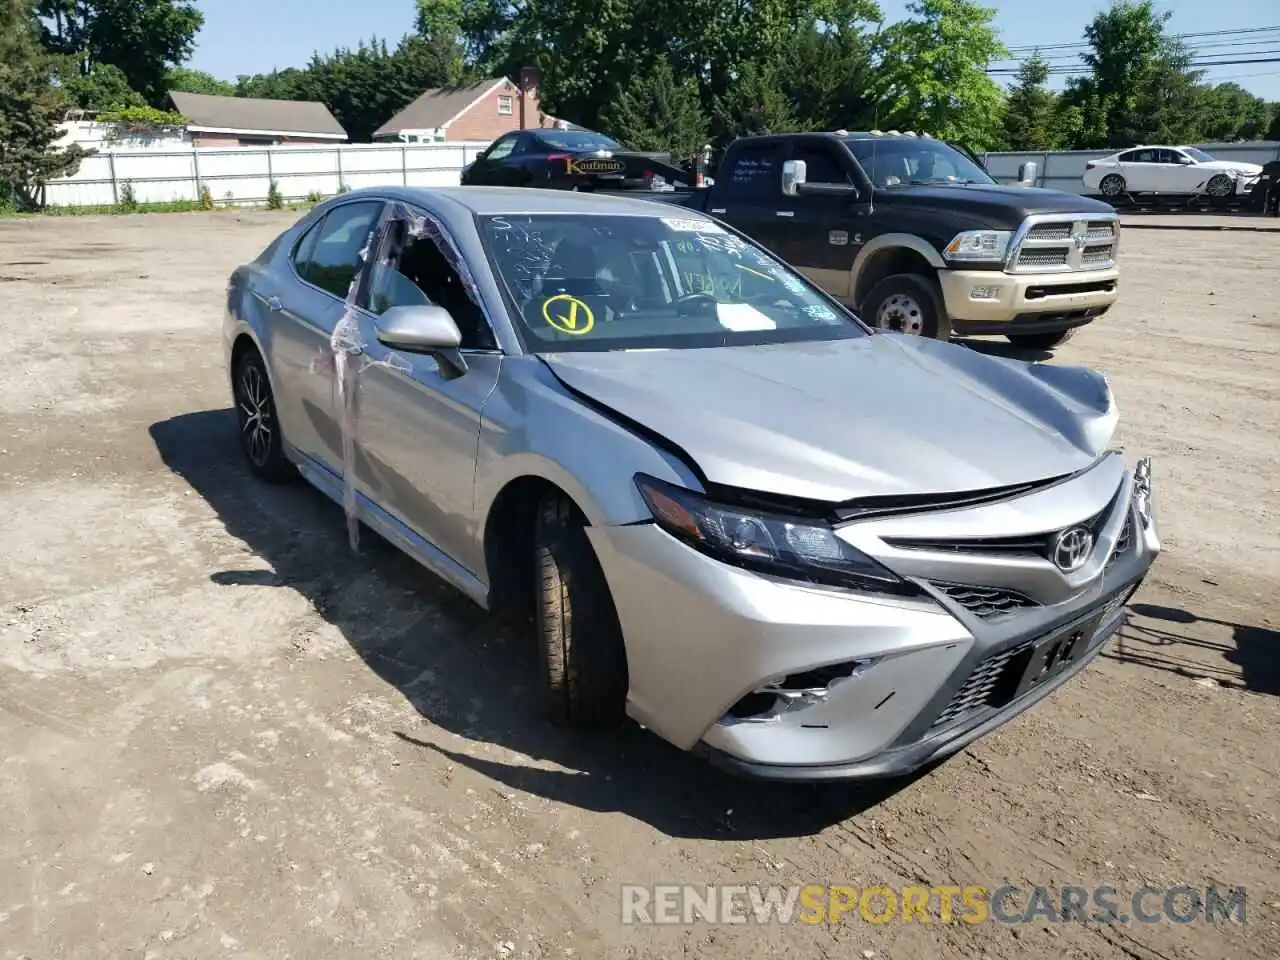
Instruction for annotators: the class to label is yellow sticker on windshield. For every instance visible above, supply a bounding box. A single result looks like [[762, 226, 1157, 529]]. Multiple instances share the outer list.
[[542, 294, 595, 335]]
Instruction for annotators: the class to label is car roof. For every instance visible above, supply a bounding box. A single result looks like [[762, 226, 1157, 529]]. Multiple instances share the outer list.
[[333, 184, 712, 220]]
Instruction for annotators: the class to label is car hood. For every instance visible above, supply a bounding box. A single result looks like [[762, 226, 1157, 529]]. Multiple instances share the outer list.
[[540, 336, 1118, 504], [1201, 160, 1263, 175], [883, 184, 1116, 222]]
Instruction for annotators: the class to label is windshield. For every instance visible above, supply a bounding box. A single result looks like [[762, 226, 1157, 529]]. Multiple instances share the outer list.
[[477, 214, 866, 352], [1181, 147, 1215, 163], [845, 138, 996, 188], [535, 131, 622, 152]]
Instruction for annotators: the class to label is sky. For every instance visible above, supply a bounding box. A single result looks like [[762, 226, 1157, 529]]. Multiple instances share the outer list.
[[186, 0, 1280, 101]]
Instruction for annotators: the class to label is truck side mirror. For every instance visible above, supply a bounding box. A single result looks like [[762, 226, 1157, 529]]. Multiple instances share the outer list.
[[1017, 161, 1037, 187], [781, 159, 806, 197]]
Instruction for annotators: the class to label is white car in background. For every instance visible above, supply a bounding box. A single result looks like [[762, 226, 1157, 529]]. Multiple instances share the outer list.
[[1082, 146, 1263, 199]]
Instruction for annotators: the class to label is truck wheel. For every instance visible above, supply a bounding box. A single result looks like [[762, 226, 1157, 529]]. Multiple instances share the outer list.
[[533, 493, 629, 729], [861, 273, 943, 338], [1006, 329, 1076, 349], [1099, 174, 1126, 198]]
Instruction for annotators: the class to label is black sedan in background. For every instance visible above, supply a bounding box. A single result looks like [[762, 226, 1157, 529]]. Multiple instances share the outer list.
[[460, 128, 696, 191]]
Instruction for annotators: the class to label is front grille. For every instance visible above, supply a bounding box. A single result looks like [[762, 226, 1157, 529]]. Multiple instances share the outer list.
[[931, 641, 1031, 728], [1007, 217, 1119, 274], [930, 581, 1038, 618], [1017, 248, 1069, 268]]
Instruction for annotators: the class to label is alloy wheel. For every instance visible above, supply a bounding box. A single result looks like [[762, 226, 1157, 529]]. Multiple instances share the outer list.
[[237, 363, 273, 468]]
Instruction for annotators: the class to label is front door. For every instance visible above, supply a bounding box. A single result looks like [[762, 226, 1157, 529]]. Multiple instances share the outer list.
[[269, 198, 385, 474], [466, 134, 520, 186], [350, 210, 503, 574], [778, 141, 866, 302]]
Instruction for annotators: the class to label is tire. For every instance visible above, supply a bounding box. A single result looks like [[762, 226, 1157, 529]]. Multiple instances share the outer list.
[[533, 493, 629, 728], [860, 272, 945, 339], [1006, 328, 1076, 349], [1205, 174, 1234, 199], [1098, 174, 1126, 198], [232, 347, 296, 482]]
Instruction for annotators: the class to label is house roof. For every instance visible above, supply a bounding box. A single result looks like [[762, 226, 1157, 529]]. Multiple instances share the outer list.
[[168, 91, 347, 139], [373, 78, 511, 137]]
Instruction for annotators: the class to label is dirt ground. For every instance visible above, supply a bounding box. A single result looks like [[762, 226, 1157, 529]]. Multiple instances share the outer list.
[[1, 211, 1277, 960]]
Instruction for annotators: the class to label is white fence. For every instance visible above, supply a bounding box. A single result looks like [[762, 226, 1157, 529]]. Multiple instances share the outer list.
[[978, 141, 1280, 195], [44, 140, 494, 207]]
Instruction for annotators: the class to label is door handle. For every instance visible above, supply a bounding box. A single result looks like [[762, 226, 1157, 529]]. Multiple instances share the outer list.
[[264, 295, 283, 311]]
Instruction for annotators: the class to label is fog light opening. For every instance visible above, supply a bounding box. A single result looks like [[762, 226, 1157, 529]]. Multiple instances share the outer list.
[[723, 659, 878, 723]]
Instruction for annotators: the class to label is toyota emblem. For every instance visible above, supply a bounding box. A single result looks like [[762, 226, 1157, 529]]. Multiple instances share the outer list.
[[1051, 525, 1094, 573]]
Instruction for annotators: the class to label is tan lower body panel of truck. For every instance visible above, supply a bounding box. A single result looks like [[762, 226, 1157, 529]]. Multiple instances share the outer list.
[[939, 267, 1120, 336]]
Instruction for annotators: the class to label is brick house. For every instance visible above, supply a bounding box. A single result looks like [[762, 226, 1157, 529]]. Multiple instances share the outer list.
[[168, 91, 348, 147], [373, 70, 563, 144]]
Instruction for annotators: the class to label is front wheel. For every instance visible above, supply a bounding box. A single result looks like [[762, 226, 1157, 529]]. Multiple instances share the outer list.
[[1205, 174, 1234, 198], [860, 272, 945, 339], [1006, 328, 1076, 349], [533, 494, 629, 728]]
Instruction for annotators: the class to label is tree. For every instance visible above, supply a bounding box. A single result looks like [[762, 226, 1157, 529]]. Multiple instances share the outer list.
[[0, 0, 86, 209], [1000, 53, 1070, 150], [166, 66, 235, 97], [56, 59, 146, 110], [234, 68, 309, 101], [776, 17, 879, 133], [1191, 83, 1272, 142], [711, 60, 800, 142], [600, 57, 709, 158], [1061, 0, 1201, 148], [869, 0, 1008, 149], [38, 0, 204, 106]]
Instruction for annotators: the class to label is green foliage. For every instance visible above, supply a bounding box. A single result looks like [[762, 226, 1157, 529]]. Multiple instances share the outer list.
[[0, 0, 87, 210], [600, 58, 709, 159], [57, 59, 145, 110], [999, 55, 1071, 151], [199, 183, 213, 209], [96, 102, 185, 138], [118, 179, 136, 208], [306, 189, 323, 206], [870, 0, 1008, 150], [166, 65, 234, 96], [265, 179, 283, 209], [38, 0, 204, 106]]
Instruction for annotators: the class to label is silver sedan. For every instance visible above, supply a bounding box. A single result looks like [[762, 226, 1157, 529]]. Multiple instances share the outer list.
[[223, 186, 1160, 781]]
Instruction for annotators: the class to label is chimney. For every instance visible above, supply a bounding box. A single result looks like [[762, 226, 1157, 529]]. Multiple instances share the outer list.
[[519, 66, 541, 130]]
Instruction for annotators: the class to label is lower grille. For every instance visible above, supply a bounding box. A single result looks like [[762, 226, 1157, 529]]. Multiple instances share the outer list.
[[931, 581, 1037, 618], [931, 641, 1031, 728]]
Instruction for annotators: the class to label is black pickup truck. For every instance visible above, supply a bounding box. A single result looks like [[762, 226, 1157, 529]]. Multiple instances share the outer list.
[[469, 129, 1122, 348]]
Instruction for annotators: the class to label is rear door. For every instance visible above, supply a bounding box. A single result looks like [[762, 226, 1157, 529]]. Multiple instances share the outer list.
[[269, 198, 386, 474], [1117, 148, 1160, 192], [704, 140, 792, 261]]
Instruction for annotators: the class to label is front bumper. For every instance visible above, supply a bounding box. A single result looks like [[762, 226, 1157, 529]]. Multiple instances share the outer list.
[[938, 266, 1119, 328], [587, 457, 1160, 781]]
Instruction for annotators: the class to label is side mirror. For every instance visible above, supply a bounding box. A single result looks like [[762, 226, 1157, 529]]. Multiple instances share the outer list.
[[374, 304, 469, 378], [781, 159, 806, 197], [1017, 161, 1037, 187]]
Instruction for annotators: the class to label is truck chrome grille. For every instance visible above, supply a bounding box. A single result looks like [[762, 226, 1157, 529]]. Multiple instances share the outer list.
[[1008, 215, 1119, 274]]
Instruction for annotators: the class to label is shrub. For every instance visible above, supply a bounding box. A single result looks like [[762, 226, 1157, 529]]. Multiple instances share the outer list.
[[265, 179, 283, 210]]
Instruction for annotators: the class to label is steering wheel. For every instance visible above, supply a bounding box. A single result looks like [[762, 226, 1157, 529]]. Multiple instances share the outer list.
[[674, 292, 718, 314]]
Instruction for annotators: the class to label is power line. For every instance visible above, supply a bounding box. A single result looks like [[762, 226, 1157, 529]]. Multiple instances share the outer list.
[[994, 35, 1280, 66], [1001, 24, 1280, 55], [987, 55, 1280, 76]]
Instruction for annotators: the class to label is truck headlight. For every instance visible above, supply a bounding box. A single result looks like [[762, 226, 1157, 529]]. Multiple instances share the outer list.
[[943, 229, 1012, 263], [634, 474, 919, 597]]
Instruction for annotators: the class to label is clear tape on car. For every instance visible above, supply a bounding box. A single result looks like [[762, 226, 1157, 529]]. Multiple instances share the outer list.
[[313, 201, 487, 552]]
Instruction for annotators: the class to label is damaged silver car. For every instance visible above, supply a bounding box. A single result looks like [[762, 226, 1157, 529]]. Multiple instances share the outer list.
[[223, 186, 1160, 781]]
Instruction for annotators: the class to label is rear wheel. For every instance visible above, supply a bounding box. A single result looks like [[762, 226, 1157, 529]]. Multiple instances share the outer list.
[[1099, 174, 1126, 198], [1006, 328, 1076, 349], [232, 348, 296, 482], [533, 493, 629, 728], [860, 273, 945, 339]]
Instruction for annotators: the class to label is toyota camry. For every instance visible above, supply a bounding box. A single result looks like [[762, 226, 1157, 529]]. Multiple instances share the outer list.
[[223, 185, 1160, 781]]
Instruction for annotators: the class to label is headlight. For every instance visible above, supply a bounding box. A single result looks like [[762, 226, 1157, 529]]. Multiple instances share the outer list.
[[634, 474, 919, 596], [943, 229, 1012, 263]]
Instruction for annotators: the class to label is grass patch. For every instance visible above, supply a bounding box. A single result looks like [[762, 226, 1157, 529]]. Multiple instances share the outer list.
[[0, 199, 316, 218]]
